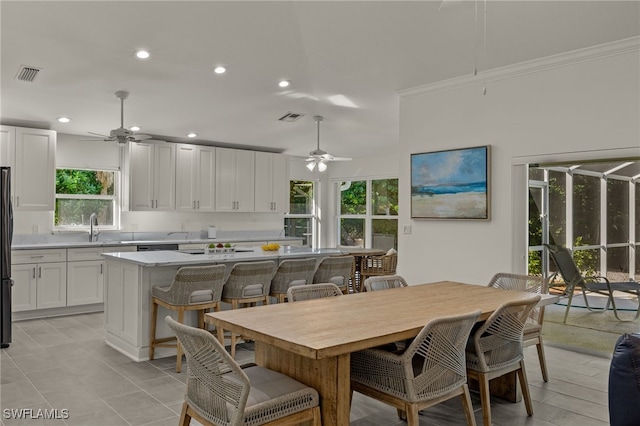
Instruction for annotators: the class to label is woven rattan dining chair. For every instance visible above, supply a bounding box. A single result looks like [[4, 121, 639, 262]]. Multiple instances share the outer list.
[[165, 316, 321, 426], [269, 258, 318, 303], [466, 295, 541, 426], [312, 255, 354, 294], [488, 273, 549, 382], [359, 253, 398, 285], [351, 310, 482, 426], [363, 274, 408, 292], [222, 261, 276, 358], [286, 283, 343, 302], [149, 265, 226, 373]]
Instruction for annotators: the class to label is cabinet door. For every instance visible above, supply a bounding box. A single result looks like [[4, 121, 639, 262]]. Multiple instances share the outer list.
[[215, 148, 237, 212], [36, 262, 67, 309], [11, 263, 37, 312], [14, 128, 56, 210], [153, 142, 176, 210], [254, 152, 273, 212], [67, 260, 103, 306], [234, 149, 255, 212], [129, 142, 154, 210], [271, 154, 290, 213], [175, 144, 197, 211], [196, 146, 215, 211], [0, 125, 14, 168]]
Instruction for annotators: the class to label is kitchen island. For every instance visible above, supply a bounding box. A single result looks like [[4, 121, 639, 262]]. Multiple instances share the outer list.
[[102, 247, 342, 361]]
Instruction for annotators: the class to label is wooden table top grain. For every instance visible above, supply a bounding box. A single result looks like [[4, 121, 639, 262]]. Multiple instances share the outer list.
[[206, 281, 541, 359]]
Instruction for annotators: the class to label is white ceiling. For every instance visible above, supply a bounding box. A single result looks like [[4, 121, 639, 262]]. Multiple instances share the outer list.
[[1, 1, 639, 160]]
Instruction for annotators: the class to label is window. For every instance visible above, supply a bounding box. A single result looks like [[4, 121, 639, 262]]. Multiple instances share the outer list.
[[55, 168, 118, 229], [337, 178, 398, 250], [284, 180, 317, 248]]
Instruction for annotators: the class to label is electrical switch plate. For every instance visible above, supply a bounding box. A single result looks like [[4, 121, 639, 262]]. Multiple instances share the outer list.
[[403, 225, 412, 235]]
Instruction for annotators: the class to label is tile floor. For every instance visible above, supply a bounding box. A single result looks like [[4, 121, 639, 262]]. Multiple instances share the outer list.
[[1, 312, 612, 426]]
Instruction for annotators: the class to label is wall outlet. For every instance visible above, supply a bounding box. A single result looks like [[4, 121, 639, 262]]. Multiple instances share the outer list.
[[32, 224, 38, 234], [180, 223, 185, 231], [403, 225, 412, 235]]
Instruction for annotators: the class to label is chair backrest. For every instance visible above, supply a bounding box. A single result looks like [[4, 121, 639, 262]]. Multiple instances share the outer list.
[[270, 258, 318, 294], [161, 265, 226, 305], [364, 275, 408, 292], [312, 256, 354, 288], [468, 295, 541, 373], [165, 316, 250, 425], [360, 254, 398, 276], [400, 310, 481, 400], [287, 283, 343, 302], [487, 272, 547, 325], [222, 260, 276, 299], [545, 244, 587, 287]]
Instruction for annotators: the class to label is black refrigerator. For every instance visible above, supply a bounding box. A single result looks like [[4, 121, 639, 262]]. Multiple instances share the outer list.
[[1, 167, 13, 348]]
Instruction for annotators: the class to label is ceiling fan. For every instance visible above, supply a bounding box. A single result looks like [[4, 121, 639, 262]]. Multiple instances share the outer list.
[[84, 90, 151, 145], [306, 115, 351, 172]]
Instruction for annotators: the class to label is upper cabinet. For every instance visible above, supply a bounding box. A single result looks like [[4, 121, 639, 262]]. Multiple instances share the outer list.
[[0, 125, 56, 211], [254, 152, 290, 213], [129, 141, 176, 211], [175, 144, 216, 212], [215, 148, 255, 212]]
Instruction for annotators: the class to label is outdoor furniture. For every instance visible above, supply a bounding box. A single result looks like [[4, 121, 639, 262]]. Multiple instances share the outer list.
[[287, 283, 343, 302], [269, 258, 317, 303], [609, 333, 640, 426], [363, 274, 408, 292], [546, 244, 640, 322], [222, 260, 276, 358], [488, 272, 549, 382], [350, 310, 481, 426], [312, 255, 355, 294], [165, 316, 321, 426], [359, 253, 398, 285], [149, 265, 226, 373], [466, 295, 541, 426]]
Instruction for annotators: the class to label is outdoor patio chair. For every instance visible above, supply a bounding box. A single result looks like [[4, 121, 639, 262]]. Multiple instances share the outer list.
[[350, 310, 481, 426], [488, 273, 550, 382], [545, 244, 640, 322], [165, 316, 321, 426]]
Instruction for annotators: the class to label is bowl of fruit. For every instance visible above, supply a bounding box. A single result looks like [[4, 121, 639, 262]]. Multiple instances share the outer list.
[[207, 242, 235, 254], [261, 243, 280, 252]]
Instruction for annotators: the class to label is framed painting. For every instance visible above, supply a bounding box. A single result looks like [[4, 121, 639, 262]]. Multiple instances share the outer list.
[[410, 145, 490, 220]]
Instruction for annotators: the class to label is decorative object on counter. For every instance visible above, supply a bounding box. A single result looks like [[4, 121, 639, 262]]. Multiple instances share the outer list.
[[206, 242, 235, 254], [207, 226, 217, 239], [261, 243, 280, 251]]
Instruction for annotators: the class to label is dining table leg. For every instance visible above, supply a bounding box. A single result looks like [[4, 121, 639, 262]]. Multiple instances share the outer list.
[[255, 342, 352, 425]]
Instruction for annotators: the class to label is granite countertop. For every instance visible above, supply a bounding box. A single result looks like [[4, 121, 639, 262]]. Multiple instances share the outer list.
[[101, 247, 343, 267]]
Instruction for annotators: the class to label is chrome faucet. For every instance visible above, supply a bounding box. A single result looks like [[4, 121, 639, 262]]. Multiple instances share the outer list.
[[89, 213, 98, 242]]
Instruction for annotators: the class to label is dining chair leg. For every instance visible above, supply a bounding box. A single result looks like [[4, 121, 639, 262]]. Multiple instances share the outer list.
[[406, 403, 419, 426], [536, 340, 549, 382], [179, 402, 191, 426], [460, 384, 477, 426], [176, 310, 184, 373], [311, 406, 321, 426], [478, 373, 492, 426], [397, 408, 407, 420], [149, 299, 158, 360], [517, 361, 534, 416]]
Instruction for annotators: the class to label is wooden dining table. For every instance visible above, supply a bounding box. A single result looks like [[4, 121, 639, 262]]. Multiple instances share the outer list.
[[206, 281, 554, 425]]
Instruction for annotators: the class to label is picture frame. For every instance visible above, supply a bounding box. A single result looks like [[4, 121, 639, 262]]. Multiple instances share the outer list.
[[410, 145, 490, 220]]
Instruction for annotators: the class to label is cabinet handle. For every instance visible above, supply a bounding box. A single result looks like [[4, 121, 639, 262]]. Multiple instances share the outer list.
[[32, 267, 36, 279], [193, 200, 196, 209], [38, 267, 42, 278], [100, 264, 103, 274], [16, 196, 19, 207], [197, 200, 199, 209], [30, 255, 44, 259]]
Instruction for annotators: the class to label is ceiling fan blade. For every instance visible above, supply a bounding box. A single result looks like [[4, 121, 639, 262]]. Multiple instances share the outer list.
[[87, 131, 110, 138], [132, 134, 152, 141], [330, 157, 352, 162]]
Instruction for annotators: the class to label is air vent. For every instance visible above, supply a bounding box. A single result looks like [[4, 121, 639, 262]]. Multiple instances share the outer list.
[[15, 65, 41, 82], [278, 112, 305, 122]]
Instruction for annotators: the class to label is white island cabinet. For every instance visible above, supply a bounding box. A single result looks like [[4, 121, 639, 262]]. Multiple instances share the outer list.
[[102, 247, 342, 361]]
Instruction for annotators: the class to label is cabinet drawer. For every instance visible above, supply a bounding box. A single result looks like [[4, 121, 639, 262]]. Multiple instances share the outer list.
[[11, 249, 66, 264], [67, 247, 103, 261], [102, 245, 137, 254]]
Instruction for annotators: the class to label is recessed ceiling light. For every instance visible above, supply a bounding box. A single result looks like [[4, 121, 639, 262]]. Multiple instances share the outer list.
[[278, 80, 291, 88], [130, 126, 141, 131], [135, 50, 150, 59], [187, 133, 197, 138], [56, 117, 71, 123], [213, 66, 226, 74]]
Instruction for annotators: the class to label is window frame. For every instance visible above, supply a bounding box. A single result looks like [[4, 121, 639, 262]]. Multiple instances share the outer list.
[[284, 179, 319, 248]]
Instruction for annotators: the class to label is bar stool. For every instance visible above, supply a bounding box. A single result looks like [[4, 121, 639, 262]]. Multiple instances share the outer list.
[[149, 264, 226, 373], [222, 260, 276, 358], [312, 256, 354, 294], [269, 258, 318, 303]]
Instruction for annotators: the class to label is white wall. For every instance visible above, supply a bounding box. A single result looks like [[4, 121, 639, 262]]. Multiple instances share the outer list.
[[397, 38, 640, 285]]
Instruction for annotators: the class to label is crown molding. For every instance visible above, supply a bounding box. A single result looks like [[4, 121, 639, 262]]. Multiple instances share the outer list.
[[399, 36, 640, 99]]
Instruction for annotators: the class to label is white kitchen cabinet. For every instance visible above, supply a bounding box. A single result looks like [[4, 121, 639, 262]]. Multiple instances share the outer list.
[[129, 141, 175, 211], [11, 249, 67, 311], [176, 144, 215, 212], [0, 125, 56, 211], [254, 152, 290, 213], [215, 148, 255, 212], [67, 247, 104, 306]]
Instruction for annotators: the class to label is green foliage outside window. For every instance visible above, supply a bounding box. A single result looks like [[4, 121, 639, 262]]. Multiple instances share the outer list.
[[55, 169, 115, 226]]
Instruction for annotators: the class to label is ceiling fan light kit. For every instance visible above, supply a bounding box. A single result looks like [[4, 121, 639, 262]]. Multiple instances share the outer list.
[[305, 115, 351, 173]]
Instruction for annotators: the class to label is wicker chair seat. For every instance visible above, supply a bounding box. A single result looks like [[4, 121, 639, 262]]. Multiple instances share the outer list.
[[222, 261, 276, 300], [152, 266, 226, 306]]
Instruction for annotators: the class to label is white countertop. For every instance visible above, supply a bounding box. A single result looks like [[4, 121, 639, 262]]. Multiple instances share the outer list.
[[101, 247, 343, 267]]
